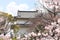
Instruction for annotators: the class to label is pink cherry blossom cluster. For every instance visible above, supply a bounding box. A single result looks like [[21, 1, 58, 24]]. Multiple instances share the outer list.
[[20, 18, 60, 40], [0, 18, 60, 40]]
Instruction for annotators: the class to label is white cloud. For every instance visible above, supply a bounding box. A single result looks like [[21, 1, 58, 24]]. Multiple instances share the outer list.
[[6, 2, 18, 16], [6, 2, 31, 16], [30, 8, 36, 11], [18, 4, 29, 11]]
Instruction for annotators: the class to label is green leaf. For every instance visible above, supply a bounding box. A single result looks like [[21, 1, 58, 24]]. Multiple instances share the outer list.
[[12, 37, 17, 40]]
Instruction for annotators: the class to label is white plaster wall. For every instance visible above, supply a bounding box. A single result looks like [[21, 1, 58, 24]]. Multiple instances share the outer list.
[[18, 11, 38, 18]]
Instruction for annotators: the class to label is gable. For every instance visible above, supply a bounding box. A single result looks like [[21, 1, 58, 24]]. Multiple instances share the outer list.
[[17, 10, 38, 18]]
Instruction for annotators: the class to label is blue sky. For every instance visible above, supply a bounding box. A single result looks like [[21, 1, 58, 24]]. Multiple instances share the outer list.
[[0, 0, 35, 16]]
